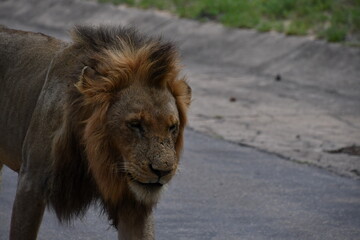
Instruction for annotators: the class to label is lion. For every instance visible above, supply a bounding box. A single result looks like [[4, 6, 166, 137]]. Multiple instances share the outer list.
[[0, 25, 191, 240]]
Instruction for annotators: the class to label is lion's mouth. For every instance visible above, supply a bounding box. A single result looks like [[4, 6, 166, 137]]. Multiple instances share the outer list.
[[128, 174, 164, 189], [136, 181, 163, 188]]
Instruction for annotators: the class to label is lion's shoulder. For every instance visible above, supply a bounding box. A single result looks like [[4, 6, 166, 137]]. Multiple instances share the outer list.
[[0, 26, 60, 49]]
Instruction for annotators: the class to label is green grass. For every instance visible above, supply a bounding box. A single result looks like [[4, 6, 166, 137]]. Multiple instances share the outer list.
[[99, 0, 360, 44]]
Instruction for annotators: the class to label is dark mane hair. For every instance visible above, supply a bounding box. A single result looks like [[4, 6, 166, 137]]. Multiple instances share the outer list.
[[72, 25, 146, 51], [72, 25, 179, 89]]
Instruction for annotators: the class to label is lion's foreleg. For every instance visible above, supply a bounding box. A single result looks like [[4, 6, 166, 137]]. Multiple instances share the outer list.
[[9, 171, 46, 240], [143, 214, 155, 240], [117, 212, 155, 240]]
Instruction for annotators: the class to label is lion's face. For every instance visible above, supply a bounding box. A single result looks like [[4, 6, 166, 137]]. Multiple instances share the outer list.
[[106, 83, 180, 203]]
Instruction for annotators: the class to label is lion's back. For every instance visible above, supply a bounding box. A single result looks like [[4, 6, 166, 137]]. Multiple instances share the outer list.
[[0, 26, 63, 169]]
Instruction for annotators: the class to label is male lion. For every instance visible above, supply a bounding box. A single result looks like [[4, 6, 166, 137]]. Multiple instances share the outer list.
[[0, 25, 191, 240]]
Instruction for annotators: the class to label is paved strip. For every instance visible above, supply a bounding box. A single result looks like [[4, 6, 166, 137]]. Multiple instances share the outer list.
[[1, 130, 360, 239]]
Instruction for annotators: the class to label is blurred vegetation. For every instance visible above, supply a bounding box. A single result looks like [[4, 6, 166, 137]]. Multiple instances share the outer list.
[[99, 0, 360, 44]]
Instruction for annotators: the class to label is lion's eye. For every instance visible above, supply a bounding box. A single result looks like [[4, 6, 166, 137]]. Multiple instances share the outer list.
[[127, 121, 144, 133], [169, 124, 178, 133]]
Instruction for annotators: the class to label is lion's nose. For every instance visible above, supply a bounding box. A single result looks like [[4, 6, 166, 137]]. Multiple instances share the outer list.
[[149, 164, 172, 178]]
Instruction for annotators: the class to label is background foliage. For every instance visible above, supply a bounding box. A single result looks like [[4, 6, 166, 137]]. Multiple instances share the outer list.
[[99, 0, 360, 44]]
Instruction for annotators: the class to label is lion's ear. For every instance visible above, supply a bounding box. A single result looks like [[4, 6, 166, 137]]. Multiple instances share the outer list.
[[82, 66, 98, 81], [176, 79, 192, 108], [75, 66, 106, 101], [168, 78, 192, 108], [182, 80, 192, 107], [75, 66, 99, 90]]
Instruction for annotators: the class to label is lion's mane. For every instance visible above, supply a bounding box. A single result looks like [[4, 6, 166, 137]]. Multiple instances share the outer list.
[[47, 26, 191, 227]]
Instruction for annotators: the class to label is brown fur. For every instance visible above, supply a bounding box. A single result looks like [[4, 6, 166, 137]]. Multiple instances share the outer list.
[[0, 25, 191, 239]]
